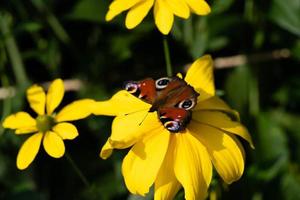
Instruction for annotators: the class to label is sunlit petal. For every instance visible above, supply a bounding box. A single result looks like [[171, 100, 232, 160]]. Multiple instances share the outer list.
[[52, 122, 78, 140], [122, 127, 170, 196], [185, 0, 211, 15], [93, 90, 150, 116], [192, 111, 254, 148], [2, 112, 37, 134], [100, 139, 114, 159], [46, 79, 64, 115], [16, 132, 43, 170], [185, 55, 215, 101], [106, 0, 140, 21], [165, 0, 190, 18], [126, 0, 154, 29], [15, 127, 38, 134], [55, 99, 96, 122], [27, 84, 46, 115], [194, 96, 240, 121], [174, 132, 212, 200], [154, 0, 174, 35], [189, 122, 245, 184], [43, 131, 65, 158], [154, 135, 181, 200], [110, 111, 161, 149]]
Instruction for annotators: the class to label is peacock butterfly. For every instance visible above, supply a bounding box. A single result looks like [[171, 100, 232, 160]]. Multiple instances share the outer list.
[[124, 76, 199, 132]]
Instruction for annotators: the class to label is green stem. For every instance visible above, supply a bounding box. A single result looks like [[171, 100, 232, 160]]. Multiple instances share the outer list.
[[31, 0, 70, 44], [65, 152, 90, 187], [163, 37, 173, 77], [0, 12, 29, 88], [249, 71, 259, 117], [0, 75, 12, 137]]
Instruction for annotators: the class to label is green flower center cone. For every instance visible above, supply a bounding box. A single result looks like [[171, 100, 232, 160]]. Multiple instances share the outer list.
[[36, 115, 55, 132]]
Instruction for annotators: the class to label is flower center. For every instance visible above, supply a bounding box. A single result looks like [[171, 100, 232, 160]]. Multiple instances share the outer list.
[[36, 115, 55, 132]]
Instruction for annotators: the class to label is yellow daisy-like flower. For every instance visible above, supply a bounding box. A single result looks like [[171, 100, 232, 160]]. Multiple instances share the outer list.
[[93, 55, 254, 200], [2, 79, 95, 170], [106, 0, 211, 35]]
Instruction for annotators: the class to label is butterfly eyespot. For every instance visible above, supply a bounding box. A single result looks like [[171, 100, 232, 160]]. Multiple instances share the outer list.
[[164, 120, 181, 132], [155, 77, 171, 89], [178, 99, 196, 110], [125, 82, 139, 94]]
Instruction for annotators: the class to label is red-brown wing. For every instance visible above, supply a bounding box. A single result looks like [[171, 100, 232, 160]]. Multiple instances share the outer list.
[[157, 77, 199, 109], [158, 107, 191, 132], [124, 78, 156, 104]]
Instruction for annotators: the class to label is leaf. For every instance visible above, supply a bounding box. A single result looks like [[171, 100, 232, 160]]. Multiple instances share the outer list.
[[247, 113, 289, 181], [280, 171, 300, 200], [269, 0, 300, 36], [66, 0, 108, 23], [211, 0, 235, 15], [256, 113, 288, 164], [15, 22, 43, 33], [225, 66, 250, 112]]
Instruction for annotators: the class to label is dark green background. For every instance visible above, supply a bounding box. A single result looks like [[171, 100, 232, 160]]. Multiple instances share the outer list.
[[0, 0, 300, 199]]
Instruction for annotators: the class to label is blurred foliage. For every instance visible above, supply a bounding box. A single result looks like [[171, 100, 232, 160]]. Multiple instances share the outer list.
[[0, 0, 300, 199]]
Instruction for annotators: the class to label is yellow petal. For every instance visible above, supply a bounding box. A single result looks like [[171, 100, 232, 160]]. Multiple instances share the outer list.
[[106, 0, 140, 21], [189, 122, 245, 184], [15, 127, 38, 134], [2, 112, 37, 134], [100, 139, 114, 159], [154, 135, 181, 200], [110, 111, 161, 149], [173, 132, 212, 200], [195, 96, 230, 110], [192, 111, 254, 148], [194, 96, 240, 121], [185, 0, 211, 15], [46, 79, 64, 115], [16, 132, 43, 170], [43, 131, 65, 158], [176, 73, 183, 79], [52, 122, 78, 140], [125, 0, 154, 29], [93, 90, 150, 116], [27, 84, 46, 115], [185, 55, 215, 101], [154, 0, 174, 35], [122, 127, 170, 196], [165, 0, 190, 18], [55, 99, 96, 122]]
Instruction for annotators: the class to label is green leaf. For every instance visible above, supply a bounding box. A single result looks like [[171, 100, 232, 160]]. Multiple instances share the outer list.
[[225, 66, 250, 112], [211, 0, 235, 15], [15, 22, 43, 33], [269, 0, 300, 36], [256, 113, 288, 164], [247, 113, 289, 181], [66, 0, 107, 23], [280, 171, 300, 200]]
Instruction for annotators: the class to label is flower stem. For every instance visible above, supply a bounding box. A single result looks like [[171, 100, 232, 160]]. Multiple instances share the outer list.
[[65, 152, 90, 187], [163, 37, 173, 77], [0, 12, 29, 88]]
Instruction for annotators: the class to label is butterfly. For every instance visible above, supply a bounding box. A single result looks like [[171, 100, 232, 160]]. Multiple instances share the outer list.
[[124, 76, 199, 132]]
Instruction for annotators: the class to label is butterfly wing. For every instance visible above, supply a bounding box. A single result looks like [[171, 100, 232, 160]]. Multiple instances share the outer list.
[[156, 77, 199, 132], [124, 78, 157, 104], [158, 107, 191, 132], [125, 76, 199, 133]]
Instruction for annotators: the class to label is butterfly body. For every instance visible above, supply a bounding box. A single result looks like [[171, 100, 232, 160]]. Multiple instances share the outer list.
[[125, 77, 199, 132]]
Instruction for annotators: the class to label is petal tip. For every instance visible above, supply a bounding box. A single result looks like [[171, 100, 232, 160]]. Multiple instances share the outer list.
[[105, 11, 115, 21]]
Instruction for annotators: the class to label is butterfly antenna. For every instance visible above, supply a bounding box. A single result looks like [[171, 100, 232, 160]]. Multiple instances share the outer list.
[[124, 108, 149, 116], [139, 112, 149, 126]]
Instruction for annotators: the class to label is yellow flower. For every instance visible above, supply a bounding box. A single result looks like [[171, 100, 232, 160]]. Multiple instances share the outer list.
[[106, 0, 211, 35], [93, 55, 254, 200], [2, 79, 95, 170]]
